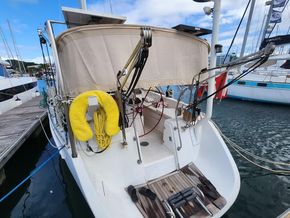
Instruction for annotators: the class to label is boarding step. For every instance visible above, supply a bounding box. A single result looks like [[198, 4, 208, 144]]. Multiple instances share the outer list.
[[140, 138, 176, 181]]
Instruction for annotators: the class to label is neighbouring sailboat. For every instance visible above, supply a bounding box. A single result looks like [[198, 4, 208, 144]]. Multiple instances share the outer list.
[[0, 60, 38, 114], [227, 0, 290, 104]]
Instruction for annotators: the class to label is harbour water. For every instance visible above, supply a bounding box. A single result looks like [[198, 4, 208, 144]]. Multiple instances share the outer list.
[[0, 98, 290, 218]]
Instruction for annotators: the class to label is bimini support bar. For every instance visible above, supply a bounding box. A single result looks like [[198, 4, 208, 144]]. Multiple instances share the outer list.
[[116, 27, 152, 147], [46, 20, 78, 158]]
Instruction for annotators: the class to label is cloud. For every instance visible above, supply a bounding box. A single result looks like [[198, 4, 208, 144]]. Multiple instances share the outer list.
[[87, 0, 269, 58], [88, 0, 208, 27], [87, 0, 267, 49], [24, 56, 53, 64]]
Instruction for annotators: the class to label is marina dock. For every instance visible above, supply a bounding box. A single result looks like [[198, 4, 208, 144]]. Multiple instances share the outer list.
[[0, 96, 47, 171]]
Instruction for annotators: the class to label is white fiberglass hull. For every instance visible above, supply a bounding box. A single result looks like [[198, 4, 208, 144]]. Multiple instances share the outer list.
[[49, 111, 240, 218], [0, 77, 38, 114], [228, 83, 290, 104], [228, 74, 290, 104]]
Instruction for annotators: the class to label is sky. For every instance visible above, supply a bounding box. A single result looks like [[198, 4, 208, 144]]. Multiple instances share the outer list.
[[0, 0, 289, 64]]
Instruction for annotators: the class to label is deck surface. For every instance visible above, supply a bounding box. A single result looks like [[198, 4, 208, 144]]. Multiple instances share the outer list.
[[131, 163, 226, 218], [0, 96, 47, 169]]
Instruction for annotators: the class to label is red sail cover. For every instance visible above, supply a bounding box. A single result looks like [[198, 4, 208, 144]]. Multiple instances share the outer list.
[[197, 71, 228, 99]]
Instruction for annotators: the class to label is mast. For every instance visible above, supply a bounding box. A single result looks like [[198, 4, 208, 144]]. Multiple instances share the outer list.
[[79, 0, 87, 10], [0, 27, 14, 66], [240, 0, 256, 57], [255, 14, 267, 51], [260, 1, 273, 45], [206, 0, 221, 119], [7, 20, 27, 74]]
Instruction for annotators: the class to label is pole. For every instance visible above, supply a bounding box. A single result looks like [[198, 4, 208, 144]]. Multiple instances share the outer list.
[[7, 20, 22, 73], [260, 1, 273, 45], [46, 20, 65, 95], [79, 0, 87, 10], [46, 20, 77, 158], [206, 0, 221, 119], [255, 14, 267, 51], [240, 0, 256, 57], [0, 27, 13, 66]]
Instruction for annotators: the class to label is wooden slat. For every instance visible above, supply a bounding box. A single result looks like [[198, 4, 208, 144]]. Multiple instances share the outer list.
[[129, 163, 227, 217]]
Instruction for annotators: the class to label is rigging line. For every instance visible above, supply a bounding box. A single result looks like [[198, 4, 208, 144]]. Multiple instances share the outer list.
[[212, 122, 290, 175], [255, 14, 267, 52], [129, 87, 152, 127], [0, 145, 65, 203], [45, 42, 52, 67], [0, 27, 12, 64], [38, 116, 58, 148], [7, 20, 23, 73], [229, 141, 290, 174], [199, 55, 264, 77], [139, 89, 164, 137], [194, 57, 267, 106], [0, 26, 15, 65], [227, 138, 290, 167], [213, 122, 290, 166], [39, 42, 47, 70], [223, 0, 252, 64], [108, 0, 113, 14], [267, 0, 290, 38], [252, 0, 263, 53]]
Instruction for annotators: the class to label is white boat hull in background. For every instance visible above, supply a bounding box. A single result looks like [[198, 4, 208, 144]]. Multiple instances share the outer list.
[[228, 83, 290, 104], [0, 77, 38, 114], [227, 73, 290, 104]]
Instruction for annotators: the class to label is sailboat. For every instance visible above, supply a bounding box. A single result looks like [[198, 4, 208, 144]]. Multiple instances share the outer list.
[[43, 1, 242, 217], [0, 59, 38, 114], [227, 54, 290, 104], [227, 0, 290, 104], [0, 22, 38, 114]]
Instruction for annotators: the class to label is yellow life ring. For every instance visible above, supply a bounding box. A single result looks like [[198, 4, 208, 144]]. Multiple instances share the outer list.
[[69, 90, 120, 149]]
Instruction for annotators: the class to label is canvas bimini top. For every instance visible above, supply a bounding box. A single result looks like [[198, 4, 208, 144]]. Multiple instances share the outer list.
[[56, 24, 210, 97]]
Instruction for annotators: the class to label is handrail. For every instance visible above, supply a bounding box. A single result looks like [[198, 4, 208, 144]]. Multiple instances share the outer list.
[[132, 93, 142, 164]]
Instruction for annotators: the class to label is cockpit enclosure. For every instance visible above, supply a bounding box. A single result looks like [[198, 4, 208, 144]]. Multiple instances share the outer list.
[[55, 24, 209, 97]]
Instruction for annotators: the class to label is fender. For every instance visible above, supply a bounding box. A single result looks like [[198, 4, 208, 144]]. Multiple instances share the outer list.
[[69, 90, 120, 142]]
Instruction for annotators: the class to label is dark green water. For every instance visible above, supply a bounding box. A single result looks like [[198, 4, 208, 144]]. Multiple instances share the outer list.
[[0, 99, 290, 218]]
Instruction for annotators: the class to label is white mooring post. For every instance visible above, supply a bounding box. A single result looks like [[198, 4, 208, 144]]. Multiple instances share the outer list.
[[206, 0, 221, 119]]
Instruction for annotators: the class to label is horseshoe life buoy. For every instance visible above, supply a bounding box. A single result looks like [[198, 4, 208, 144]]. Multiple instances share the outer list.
[[69, 90, 120, 149]]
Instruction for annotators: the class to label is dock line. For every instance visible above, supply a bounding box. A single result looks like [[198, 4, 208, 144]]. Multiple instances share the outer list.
[[212, 121, 290, 175], [0, 145, 65, 203]]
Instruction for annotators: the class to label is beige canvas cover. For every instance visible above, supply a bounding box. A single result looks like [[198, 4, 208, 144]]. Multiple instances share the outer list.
[[56, 24, 209, 97]]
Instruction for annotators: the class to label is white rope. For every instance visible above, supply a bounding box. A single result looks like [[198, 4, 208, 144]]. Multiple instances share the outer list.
[[212, 122, 290, 174], [38, 117, 58, 149]]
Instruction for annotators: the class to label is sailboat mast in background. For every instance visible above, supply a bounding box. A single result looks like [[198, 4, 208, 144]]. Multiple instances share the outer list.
[[7, 20, 27, 74]]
